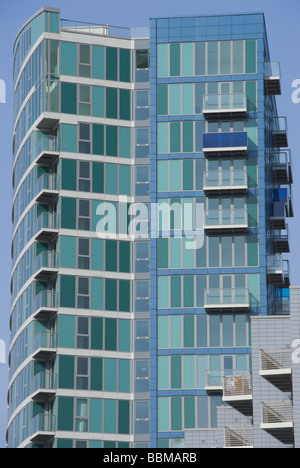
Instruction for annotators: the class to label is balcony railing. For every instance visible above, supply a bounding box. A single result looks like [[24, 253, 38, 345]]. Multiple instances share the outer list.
[[224, 426, 254, 448], [34, 251, 59, 281], [273, 226, 290, 253], [34, 174, 60, 203], [32, 331, 58, 360], [270, 201, 286, 230], [34, 212, 60, 242], [204, 288, 250, 311], [203, 132, 248, 155], [261, 401, 293, 426], [203, 170, 247, 193], [204, 208, 248, 232], [33, 291, 58, 320], [274, 296, 290, 315], [35, 134, 60, 165], [272, 150, 293, 185], [61, 19, 149, 38], [264, 61, 281, 95], [29, 414, 56, 442], [223, 374, 252, 397], [272, 117, 288, 148], [261, 348, 291, 372], [202, 93, 247, 117], [31, 372, 57, 400]]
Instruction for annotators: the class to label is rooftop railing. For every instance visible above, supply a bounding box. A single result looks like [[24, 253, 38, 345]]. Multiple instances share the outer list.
[[61, 19, 149, 39]]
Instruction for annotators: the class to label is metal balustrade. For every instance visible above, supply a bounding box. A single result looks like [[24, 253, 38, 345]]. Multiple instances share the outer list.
[[204, 288, 250, 311], [34, 212, 60, 242], [204, 208, 248, 232], [31, 372, 57, 400], [30, 414, 56, 442], [223, 374, 252, 398], [261, 348, 291, 372], [264, 61, 281, 95], [202, 93, 247, 117], [35, 134, 60, 165], [261, 401, 293, 425], [203, 169, 247, 193], [34, 251, 59, 281], [224, 426, 253, 448], [34, 174, 60, 203]]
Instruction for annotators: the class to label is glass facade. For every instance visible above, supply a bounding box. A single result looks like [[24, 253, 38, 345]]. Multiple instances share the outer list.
[[8, 8, 292, 449]]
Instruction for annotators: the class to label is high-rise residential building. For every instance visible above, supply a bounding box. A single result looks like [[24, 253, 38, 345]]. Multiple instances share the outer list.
[[8, 7, 297, 449]]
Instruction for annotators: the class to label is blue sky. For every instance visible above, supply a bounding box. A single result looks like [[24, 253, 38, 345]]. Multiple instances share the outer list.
[[0, 0, 300, 448]]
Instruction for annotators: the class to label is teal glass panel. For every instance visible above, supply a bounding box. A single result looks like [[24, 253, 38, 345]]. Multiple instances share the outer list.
[[158, 316, 169, 348], [157, 238, 169, 268], [245, 40, 256, 74], [106, 88, 118, 119], [119, 280, 130, 312], [170, 122, 181, 153], [118, 360, 130, 392], [247, 235, 258, 267], [184, 315, 194, 347], [106, 164, 118, 195], [158, 276, 169, 309], [118, 400, 130, 434], [119, 165, 131, 196], [119, 49, 130, 82], [104, 400, 116, 433], [171, 356, 182, 389], [61, 82, 77, 114], [105, 279, 117, 311], [90, 399, 102, 432], [183, 159, 193, 190], [170, 160, 181, 191], [170, 315, 181, 348], [59, 315, 75, 347], [104, 359, 117, 391], [91, 358, 103, 390], [60, 276, 75, 308], [207, 42, 218, 75], [106, 126, 118, 156], [183, 356, 195, 389], [246, 81, 257, 112], [233, 41, 244, 74], [236, 315, 247, 346], [171, 397, 182, 430], [93, 124, 104, 156], [157, 85, 168, 115], [61, 197, 76, 229], [59, 355, 74, 389], [91, 317, 103, 350], [171, 276, 181, 308], [119, 241, 130, 273], [57, 397, 74, 431], [184, 397, 195, 429], [60, 236, 76, 268], [157, 44, 168, 78], [106, 47, 118, 81], [92, 45, 104, 79], [119, 320, 130, 352], [157, 160, 169, 192], [158, 398, 169, 431], [61, 159, 76, 190], [119, 127, 131, 158], [182, 84, 193, 115], [170, 84, 181, 115], [158, 356, 169, 389], [220, 41, 231, 75], [234, 236, 245, 267], [91, 277, 103, 310], [105, 318, 117, 350], [182, 122, 193, 152], [120, 89, 130, 120], [61, 124, 77, 152], [157, 122, 169, 154], [195, 42, 205, 75], [92, 86, 104, 117], [61, 42, 77, 76], [182, 43, 193, 76], [92, 162, 104, 194], [170, 43, 180, 76]]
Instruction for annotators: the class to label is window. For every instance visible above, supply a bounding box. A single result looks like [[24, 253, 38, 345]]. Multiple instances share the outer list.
[[135, 91, 149, 120], [79, 123, 91, 154], [77, 277, 90, 309], [135, 243, 149, 274], [79, 85, 91, 116], [78, 161, 91, 192], [135, 401, 149, 434], [135, 361, 149, 392], [135, 281, 150, 313], [79, 44, 91, 77], [75, 398, 88, 432], [135, 321, 149, 352], [135, 128, 149, 158], [76, 357, 89, 389], [136, 50, 149, 69], [78, 238, 90, 269], [135, 166, 149, 196], [77, 316, 89, 348], [77, 199, 90, 230]]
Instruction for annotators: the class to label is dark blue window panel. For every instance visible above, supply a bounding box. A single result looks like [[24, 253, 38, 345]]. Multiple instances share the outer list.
[[203, 132, 247, 149], [271, 201, 285, 217], [273, 188, 287, 203]]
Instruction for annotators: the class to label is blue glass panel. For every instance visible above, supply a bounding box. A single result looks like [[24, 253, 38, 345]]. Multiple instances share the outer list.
[[203, 132, 247, 149]]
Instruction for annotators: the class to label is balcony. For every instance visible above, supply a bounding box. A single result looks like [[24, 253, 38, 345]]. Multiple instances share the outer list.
[[203, 170, 248, 194], [272, 117, 288, 148], [204, 208, 248, 233], [223, 374, 253, 416], [29, 414, 56, 444], [269, 202, 286, 230], [261, 401, 294, 444], [33, 291, 58, 320], [224, 426, 253, 448], [34, 251, 59, 282], [34, 174, 60, 204], [260, 348, 292, 391], [34, 212, 59, 242], [202, 93, 247, 118], [31, 373, 57, 402], [204, 370, 224, 393], [267, 255, 290, 287], [203, 132, 248, 156], [274, 295, 290, 315], [32, 331, 57, 360], [204, 288, 250, 311], [264, 62, 281, 95], [272, 150, 293, 185], [35, 134, 60, 166], [273, 226, 290, 253]]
